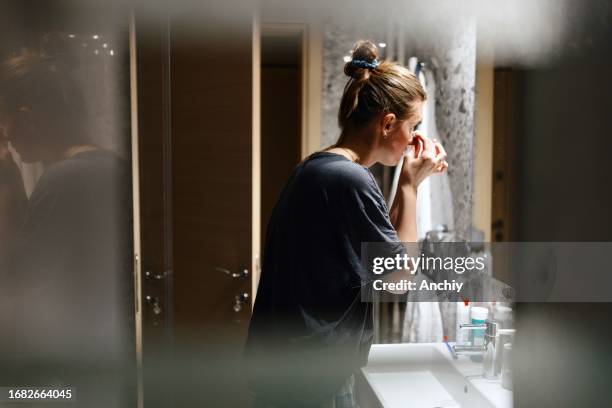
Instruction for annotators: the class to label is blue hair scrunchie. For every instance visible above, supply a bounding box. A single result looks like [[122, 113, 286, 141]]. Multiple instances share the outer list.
[[350, 58, 380, 70]]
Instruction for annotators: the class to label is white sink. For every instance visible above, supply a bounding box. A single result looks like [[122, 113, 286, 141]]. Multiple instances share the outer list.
[[359, 343, 512, 408]]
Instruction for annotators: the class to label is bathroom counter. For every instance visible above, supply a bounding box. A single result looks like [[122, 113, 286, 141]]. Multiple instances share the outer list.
[[358, 343, 513, 408]]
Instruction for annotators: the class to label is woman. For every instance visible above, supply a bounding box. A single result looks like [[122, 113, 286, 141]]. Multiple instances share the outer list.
[[246, 40, 448, 407]]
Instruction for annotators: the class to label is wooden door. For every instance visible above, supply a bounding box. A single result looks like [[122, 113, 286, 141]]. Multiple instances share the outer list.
[[491, 68, 520, 285], [135, 5, 256, 407]]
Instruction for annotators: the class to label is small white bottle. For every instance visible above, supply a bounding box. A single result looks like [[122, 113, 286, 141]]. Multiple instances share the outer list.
[[494, 305, 513, 329]]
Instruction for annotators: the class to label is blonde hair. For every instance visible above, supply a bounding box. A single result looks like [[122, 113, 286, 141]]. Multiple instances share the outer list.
[[337, 40, 426, 142]]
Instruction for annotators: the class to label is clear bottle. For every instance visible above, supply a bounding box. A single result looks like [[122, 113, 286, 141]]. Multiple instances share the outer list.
[[455, 302, 471, 344], [483, 339, 497, 379], [501, 343, 513, 390]]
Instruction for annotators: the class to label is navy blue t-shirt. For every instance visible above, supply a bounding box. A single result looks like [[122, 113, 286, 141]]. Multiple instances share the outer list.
[[245, 151, 405, 404]]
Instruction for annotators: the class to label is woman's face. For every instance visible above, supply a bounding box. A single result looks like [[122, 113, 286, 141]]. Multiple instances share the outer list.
[[379, 101, 424, 166]]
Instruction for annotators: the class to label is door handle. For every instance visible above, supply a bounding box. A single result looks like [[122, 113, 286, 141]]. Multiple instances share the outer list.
[[145, 295, 162, 315], [233, 292, 250, 312], [144, 270, 163, 281], [214, 266, 249, 279]]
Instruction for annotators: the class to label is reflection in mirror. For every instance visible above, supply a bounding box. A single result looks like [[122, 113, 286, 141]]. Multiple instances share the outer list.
[[0, 3, 135, 406]]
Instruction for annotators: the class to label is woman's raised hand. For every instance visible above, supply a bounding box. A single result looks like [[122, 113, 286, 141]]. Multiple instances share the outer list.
[[400, 132, 448, 189]]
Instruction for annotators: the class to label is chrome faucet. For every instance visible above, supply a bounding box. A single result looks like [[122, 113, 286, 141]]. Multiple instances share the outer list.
[[453, 321, 497, 352], [453, 320, 515, 379]]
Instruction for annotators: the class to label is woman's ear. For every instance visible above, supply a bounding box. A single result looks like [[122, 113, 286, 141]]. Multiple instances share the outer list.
[[381, 113, 396, 132]]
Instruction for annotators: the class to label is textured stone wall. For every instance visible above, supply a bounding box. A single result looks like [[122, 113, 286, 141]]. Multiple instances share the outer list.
[[428, 21, 477, 241], [320, 25, 379, 148]]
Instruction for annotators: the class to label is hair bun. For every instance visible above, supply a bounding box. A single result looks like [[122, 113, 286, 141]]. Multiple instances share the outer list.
[[344, 40, 380, 80]]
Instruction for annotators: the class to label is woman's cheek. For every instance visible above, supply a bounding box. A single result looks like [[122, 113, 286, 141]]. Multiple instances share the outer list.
[[395, 137, 407, 155], [390, 140, 405, 164]]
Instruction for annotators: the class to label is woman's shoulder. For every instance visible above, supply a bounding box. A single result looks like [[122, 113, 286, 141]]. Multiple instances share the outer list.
[[43, 149, 123, 179], [300, 151, 375, 188], [298, 151, 388, 212], [32, 149, 125, 200]]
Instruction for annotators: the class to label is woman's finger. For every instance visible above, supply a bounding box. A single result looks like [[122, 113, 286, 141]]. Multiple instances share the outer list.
[[409, 134, 424, 159], [432, 141, 448, 172], [436, 160, 449, 173], [434, 141, 447, 161], [434, 140, 447, 156], [417, 133, 436, 159]]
